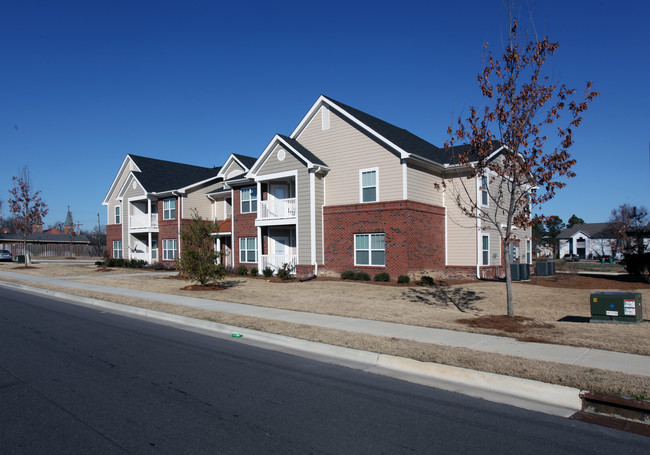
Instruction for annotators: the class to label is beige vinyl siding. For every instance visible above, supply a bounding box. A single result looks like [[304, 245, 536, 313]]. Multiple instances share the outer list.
[[223, 161, 245, 179], [183, 181, 222, 219], [297, 171, 312, 265], [407, 163, 444, 206], [123, 175, 146, 256], [296, 108, 402, 205], [315, 172, 324, 264], [445, 177, 478, 266], [107, 162, 132, 226], [256, 145, 303, 176]]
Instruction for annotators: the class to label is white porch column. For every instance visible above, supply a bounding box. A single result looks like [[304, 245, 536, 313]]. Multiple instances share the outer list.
[[148, 231, 152, 264]]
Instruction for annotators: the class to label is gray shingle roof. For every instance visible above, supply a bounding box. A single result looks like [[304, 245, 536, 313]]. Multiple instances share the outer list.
[[129, 154, 221, 193], [232, 154, 258, 170], [323, 96, 500, 165], [0, 233, 91, 244], [277, 135, 328, 168], [558, 223, 616, 239]]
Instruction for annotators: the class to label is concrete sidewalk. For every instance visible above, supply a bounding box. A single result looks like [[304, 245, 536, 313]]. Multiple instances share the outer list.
[[1, 269, 648, 378]]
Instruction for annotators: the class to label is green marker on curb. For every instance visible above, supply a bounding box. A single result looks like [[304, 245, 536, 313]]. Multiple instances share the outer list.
[[232, 333, 243, 338]]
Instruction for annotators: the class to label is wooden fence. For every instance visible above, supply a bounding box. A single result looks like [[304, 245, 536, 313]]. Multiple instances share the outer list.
[[0, 243, 101, 258]]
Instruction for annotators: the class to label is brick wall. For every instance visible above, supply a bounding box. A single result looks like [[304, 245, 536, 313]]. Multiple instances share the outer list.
[[231, 188, 257, 269], [322, 200, 446, 277], [106, 224, 122, 258]]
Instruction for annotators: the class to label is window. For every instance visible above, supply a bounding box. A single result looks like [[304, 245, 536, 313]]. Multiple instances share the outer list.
[[355, 233, 385, 266], [162, 239, 177, 261], [163, 198, 176, 220], [113, 241, 122, 259], [480, 175, 489, 206], [526, 239, 531, 264], [482, 235, 490, 266], [241, 186, 257, 213], [360, 169, 378, 203], [239, 237, 257, 263], [114, 206, 121, 224]]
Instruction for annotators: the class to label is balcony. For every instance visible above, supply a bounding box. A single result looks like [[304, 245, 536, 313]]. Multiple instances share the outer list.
[[257, 198, 297, 224], [129, 214, 159, 232]]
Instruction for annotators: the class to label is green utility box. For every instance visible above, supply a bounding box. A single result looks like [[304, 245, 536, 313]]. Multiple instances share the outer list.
[[590, 292, 643, 323]]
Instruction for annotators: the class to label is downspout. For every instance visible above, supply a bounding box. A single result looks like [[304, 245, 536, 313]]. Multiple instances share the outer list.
[[172, 191, 182, 260], [476, 175, 481, 279], [231, 189, 235, 268]]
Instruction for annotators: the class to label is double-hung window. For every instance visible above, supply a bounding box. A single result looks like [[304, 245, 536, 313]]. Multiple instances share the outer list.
[[355, 233, 385, 266], [114, 206, 121, 224], [241, 187, 257, 213], [239, 237, 257, 263], [162, 239, 177, 261], [480, 175, 489, 207], [360, 169, 378, 203], [113, 241, 122, 259], [163, 198, 176, 220], [481, 235, 490, 266]]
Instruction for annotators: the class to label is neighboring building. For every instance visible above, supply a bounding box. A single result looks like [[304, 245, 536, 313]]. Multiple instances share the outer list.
[[104, 95, 533, 278], [558, 223, 617, 259], [0, 208, 91, 256], [558, 223, 650, 259]]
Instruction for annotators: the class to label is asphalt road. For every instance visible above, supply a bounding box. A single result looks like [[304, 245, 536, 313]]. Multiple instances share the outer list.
[[1, 286, 648, 454]]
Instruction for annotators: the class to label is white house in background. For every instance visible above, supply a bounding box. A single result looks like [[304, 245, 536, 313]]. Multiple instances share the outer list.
[[558, 223, 617, 259]]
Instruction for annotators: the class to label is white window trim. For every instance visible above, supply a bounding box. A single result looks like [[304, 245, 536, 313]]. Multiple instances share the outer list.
[[354, 233, 386, 267], [239, 237, 257, 263], [481, 234, 490, 266], [114, 205, 121, 224], [163, 198, 176, 220], [113, 240, 122, 259], [359, 168, 379, 203], [480, 174, 489, 207], [162, 239, 177, 261], [240, 186, 258, 214]]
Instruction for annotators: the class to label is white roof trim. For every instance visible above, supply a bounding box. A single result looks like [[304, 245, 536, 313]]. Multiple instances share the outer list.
[[116, 173, 147, 199], [290, 95, 411, 160], [217, 154, 250, 178], [102, 155, 138, 205], [248, 134, 325, 178]]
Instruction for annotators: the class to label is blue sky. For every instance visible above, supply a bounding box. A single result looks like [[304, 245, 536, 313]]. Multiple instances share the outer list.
[[1, 0, 648, 231]]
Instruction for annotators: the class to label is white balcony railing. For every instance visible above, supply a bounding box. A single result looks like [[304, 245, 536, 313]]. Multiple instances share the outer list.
[[258, 198, 296, 221], [129, 214, 159, 230], [261, 254, 297, 272]]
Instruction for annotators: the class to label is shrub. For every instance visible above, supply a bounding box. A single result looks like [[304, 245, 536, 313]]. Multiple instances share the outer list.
[[622, 253, 650, 276], [236, 265, 249, 276], [341, 270, 356, 280], [374, 272, 390, 282], [262, 267, 274, 277], [95, 261, 103, 266], [397, 275, 410, 284], [277, 262, 295, 280], [250, 267, 259, 277], [178, 209, 225, 285], [354, 271, 370, 281], [420, 275, 434, 286]]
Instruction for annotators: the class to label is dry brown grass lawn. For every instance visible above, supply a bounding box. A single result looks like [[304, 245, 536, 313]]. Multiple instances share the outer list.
[[1, 261, 649, 399]]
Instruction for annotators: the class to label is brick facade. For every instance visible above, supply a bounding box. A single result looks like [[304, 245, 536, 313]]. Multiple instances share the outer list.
[[106, 224, 122, 258], [322, 200, 446, 278], [231, 187, 257, 269]]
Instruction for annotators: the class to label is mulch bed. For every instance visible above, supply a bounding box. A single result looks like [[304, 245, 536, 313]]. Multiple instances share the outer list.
[[525, 274, 650, 290], [180, 284, 225, 291], [456, 315, 555, 333]]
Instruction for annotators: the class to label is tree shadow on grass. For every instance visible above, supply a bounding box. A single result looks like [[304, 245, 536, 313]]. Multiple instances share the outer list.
[[403, 286, 484, 314]]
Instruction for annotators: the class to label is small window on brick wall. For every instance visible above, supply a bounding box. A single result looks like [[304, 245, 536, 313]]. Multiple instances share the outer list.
[[113, 240, 123, 259], [355, 233, 385, 266]]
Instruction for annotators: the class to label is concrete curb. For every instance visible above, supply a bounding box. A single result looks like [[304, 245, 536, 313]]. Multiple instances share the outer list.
[[0, 280, 582, 417]]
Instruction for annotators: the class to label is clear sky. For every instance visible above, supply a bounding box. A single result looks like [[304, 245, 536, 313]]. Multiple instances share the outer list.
[[1, 0, 648, 231]]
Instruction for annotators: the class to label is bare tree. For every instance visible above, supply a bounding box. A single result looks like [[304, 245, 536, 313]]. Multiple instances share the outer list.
[[440, 14, 598, 316], [8, 166, 49, 265], [610, 204, 648, 256]]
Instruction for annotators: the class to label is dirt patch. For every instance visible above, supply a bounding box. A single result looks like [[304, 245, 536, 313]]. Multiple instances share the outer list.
[[527, 274, 650, 290], [457, 315, 555, 334], [12, 266, 38, 270], [181, 284, 225, 291]]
